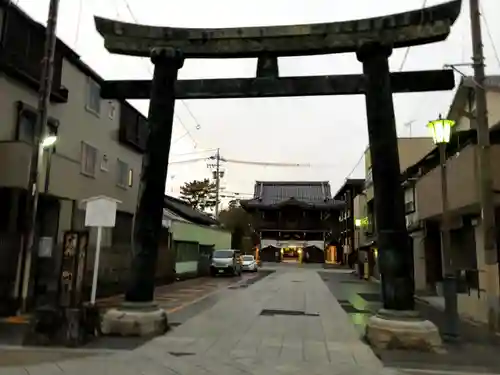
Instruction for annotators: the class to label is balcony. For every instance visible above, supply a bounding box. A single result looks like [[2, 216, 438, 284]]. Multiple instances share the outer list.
[[416, 144, 500, 219]]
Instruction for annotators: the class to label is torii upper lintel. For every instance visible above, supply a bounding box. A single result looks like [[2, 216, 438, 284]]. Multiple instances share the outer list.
[[94, 0, 461, 58]]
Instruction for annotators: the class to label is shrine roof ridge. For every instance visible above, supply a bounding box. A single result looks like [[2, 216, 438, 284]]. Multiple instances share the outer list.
[[94, 0, 461, 58]]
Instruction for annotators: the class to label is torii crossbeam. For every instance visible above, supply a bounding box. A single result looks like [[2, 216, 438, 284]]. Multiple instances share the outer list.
[[94, 0, 462, 349]]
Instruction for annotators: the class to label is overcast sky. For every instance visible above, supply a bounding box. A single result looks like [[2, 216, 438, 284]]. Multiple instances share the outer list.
[[16, 0, 500, 204]]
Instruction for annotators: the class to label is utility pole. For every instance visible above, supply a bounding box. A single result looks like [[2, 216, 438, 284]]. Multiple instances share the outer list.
[[469, 0, 499, 331], [19, 0, 61, 312], [215, 148, 221, 218]]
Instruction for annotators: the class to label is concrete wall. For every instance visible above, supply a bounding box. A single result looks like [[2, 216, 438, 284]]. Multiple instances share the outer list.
[[0, 59, 142, 215], [454, 90, 500, 132], [353, 194, 367, 249], [416, 144, 500, 220], [365, 137, 434, 201], [171, 221, 231, 249]]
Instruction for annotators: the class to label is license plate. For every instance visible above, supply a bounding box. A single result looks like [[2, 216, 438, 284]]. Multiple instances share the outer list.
[[218, 270, 224, 273]]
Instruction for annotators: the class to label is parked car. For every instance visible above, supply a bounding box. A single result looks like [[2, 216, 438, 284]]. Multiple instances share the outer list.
[[241, 255, 258, 272], [210, 249, 242, 277]]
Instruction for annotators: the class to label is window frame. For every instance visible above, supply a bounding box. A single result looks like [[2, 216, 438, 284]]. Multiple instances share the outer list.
[[85, 77, 101, 116], [116, 158, 130, 188], [81, 141, 98, 178], [15, 101, 59, 147]]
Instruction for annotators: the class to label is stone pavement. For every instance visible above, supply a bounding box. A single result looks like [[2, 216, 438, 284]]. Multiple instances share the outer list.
[[2, 266, 399, 375]]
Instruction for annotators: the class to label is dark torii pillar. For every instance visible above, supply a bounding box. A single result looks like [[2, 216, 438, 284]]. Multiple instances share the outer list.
[[357, 43, 414, 311], [357, 43, 441, 351], [101, 47, 184, 335]]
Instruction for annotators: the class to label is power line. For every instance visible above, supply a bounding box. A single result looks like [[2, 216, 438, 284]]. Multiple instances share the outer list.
[[73, 0, 83, 48], [119, 0, 201, 148], [345, 149, 366, 179], [480, 7, 500, 68], [172, 149, 217, 157], [398, 0, 428, 71]]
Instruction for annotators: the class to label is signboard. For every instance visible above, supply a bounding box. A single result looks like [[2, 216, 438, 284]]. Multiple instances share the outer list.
[[38, 236, 54, 258], [82, 196, 121, 228], [58, 231, 89, 308]]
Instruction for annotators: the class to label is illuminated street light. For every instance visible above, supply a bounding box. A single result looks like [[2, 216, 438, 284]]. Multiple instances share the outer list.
[[41, 135, 57, 148], [427, 115, 458, 340], [427, 117, 455, 144]]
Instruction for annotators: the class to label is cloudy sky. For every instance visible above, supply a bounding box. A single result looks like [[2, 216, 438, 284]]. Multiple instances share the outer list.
[[15, 0, 500, 204]]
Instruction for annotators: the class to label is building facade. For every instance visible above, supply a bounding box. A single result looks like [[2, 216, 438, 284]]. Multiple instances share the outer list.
[[405, 75, 500, 323], [240, 181, 344, 263], [333, 179, 364, 265], [354, 137, 435, 279], [0, 2, 148, 313]]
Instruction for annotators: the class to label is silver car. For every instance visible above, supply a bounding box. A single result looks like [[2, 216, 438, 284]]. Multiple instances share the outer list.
[[210, 249, 242, 277], [241, 255, 258, 272]]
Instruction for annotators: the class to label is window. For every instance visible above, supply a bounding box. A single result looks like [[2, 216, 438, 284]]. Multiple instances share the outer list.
[[108, 101, 116, 119], [86, 78, 101, 115], [117, 159, 132, 188], [365, 167, 373, 188], [17, 104, 58, 146], [404, 186, 416, 214], [128, 168, 133, 187], [81, 142, 97, 177], [175, 241, 199, 262], [100, 154, 109, 172], [17, 110, 36, 144]]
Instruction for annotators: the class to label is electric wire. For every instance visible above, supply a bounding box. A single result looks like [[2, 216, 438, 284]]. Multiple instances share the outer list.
[[398, 0, 428, 71], [480, 6, 500, 68], [74, 0, 84, 48], [120, 0, 202, 148], [344, 149, 366, 179]]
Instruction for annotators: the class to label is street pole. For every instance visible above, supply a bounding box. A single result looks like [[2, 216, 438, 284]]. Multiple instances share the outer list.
[[19, 0, 60, 313], [439, 141, 459, 340], [215, 148, 220, 219], [469, 0, 499, 331]]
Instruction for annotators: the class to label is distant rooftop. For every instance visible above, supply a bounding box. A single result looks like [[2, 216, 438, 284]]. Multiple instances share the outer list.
[[253, 181, 332, 205], [240, 181, 345, 210]]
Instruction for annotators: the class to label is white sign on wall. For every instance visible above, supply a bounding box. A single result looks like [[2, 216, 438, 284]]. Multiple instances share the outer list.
[[81, 195, 122, 304], [82, 195, 121, 228]]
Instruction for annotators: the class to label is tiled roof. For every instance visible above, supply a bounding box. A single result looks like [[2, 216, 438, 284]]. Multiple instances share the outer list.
[[253, 181, 332, 205], [163, 195, 219, 226], [332, 178, 365, 200]]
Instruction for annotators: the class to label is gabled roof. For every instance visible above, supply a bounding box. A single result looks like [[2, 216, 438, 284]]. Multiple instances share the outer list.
[[333, 178, 365, 200], [240, 181, 345, 210], [163, 195, 219, 226], [447, 75, 500, 121]]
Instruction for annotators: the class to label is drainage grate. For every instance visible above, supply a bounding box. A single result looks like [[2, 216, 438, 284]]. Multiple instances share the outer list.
[[358, 293, 381, 302], [260, 309, 319, 317], [291, 280, 303, 283], [169, 352, 195, 357]]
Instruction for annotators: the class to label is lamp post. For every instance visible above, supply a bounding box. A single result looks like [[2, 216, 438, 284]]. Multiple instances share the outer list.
[[354, 218, 362, 274], [19, 134, 59, 312], [427, 116, 459, 340]]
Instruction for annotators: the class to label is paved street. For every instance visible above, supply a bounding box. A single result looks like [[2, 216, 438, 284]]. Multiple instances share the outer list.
[[319, 270, 500, 374], [96, 272, 263, 314], [0, 265, 394, 375]]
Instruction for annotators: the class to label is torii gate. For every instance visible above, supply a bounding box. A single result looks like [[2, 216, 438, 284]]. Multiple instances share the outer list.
[[95, 0, 461, 351]]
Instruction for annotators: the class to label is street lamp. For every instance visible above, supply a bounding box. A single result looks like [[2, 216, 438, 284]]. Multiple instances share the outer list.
[[41, 135, 57, 148], [427, 116, 458, 341]]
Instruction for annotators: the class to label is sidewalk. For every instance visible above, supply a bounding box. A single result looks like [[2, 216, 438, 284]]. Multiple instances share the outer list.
[[2, 267, 395, 375]]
